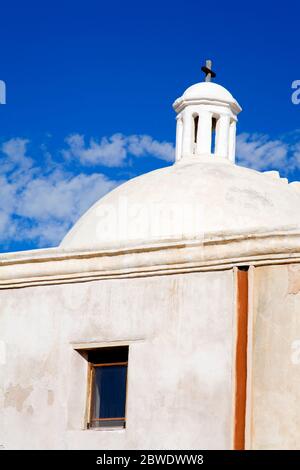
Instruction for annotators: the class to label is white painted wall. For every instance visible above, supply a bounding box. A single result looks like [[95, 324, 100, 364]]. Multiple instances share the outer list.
[[0, 270, 235, 450], [249, 264, 300, 449]]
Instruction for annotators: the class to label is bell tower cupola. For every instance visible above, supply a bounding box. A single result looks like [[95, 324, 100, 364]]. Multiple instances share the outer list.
[[173, 60, 242, 164]]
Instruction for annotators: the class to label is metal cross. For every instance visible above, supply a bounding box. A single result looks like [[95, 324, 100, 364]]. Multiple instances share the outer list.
[[201, 60, 216, 82]]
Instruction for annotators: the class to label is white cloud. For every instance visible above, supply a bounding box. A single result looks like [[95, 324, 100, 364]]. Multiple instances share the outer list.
[[1, 138, 30, 165], [16, 172, 115, 222], [291, 141, 300, 169], [236, 133, 289, 172], [0, 138, 34, 178], [63, 134, 127, 167], [0, 139, 119, 248], [1, 130, 300, 252], [0, 132, 175, 250], [127, 135, 175, 161], [0, 210, 15, 239], [63, 133, 175, 166]]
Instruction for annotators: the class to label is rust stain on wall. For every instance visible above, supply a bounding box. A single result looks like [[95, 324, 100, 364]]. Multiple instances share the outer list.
[[234, 269, 248, 450], [288, 265, 300, 295], [4, 384, 33, 412]]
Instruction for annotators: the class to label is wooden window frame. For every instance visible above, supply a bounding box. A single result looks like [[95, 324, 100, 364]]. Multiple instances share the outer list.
[[87, 360, 128, 429]]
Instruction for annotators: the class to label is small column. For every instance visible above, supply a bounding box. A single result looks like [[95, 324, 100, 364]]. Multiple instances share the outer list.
[[175, 114, 183, 162], [196, 111, 212, 155], [215, 115, 230, 158], [228, 120, 237, 163], [182, 109, 193, 157]]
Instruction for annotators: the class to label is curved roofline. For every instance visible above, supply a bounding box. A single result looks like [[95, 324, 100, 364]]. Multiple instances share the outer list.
[[59, 160, 300, 253]]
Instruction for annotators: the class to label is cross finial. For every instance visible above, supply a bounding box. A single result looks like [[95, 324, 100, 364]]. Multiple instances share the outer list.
[[201, 59, 216, 82]]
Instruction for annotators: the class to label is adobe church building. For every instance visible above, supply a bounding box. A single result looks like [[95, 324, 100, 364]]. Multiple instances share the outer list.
[[1, 64, 300, 450]]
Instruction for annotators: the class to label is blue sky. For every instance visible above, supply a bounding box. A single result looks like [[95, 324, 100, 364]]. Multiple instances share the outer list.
[[0, 0, 299, 253]]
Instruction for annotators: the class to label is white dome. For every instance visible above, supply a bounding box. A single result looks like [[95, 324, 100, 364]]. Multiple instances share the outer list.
[[61, 161, 300, 251], [173, 82, 242, 113], [183, 82, 235, 102]]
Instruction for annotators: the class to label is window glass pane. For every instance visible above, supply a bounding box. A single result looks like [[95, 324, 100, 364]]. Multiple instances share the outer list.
[[93, 365, 127, 419]]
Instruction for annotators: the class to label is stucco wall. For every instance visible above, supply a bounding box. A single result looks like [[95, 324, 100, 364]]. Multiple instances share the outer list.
[[0, 270, 235, 450], [249, 264, 300, 449]]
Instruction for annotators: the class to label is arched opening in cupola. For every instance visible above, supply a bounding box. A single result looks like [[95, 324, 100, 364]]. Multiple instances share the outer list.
[[193, 115, 199, 153], [211, 117, 218, 154], [193, 115, 199, 143]]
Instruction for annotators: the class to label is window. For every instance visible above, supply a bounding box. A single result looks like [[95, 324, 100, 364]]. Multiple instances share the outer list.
[[87, 346, 128, 429]]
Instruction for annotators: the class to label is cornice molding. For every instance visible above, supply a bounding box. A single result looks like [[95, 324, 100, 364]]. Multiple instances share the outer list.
[[1, 230, 300, 289]]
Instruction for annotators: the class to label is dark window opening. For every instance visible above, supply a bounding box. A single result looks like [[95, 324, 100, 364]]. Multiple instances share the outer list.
[[211, 117, 217, 154], [87, 346, 128, 429], [193, 115, 199, 144]]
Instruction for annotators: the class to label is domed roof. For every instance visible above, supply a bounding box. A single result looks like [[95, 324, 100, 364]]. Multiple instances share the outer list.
[[61, 161, 300, 251], [173, 82, 242, 113], [184, 82, 235, 102]]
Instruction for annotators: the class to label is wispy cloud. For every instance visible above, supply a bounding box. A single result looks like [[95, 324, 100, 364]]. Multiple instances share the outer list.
[[1, 137, 34, 177], [0, 130, 300, 252], [62, 134, 128, 167], [126, 135, 175, 162], [0, 133, 175, 250], [62, 133, 175, 166], [15, 172, 117, 243], [236, 131, 300, 174], [0, 138, 119, 248]]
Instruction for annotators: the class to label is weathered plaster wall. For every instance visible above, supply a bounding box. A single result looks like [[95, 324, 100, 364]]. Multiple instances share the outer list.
[[0, 270, 235, 449], [250, 264, 300, 449]]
